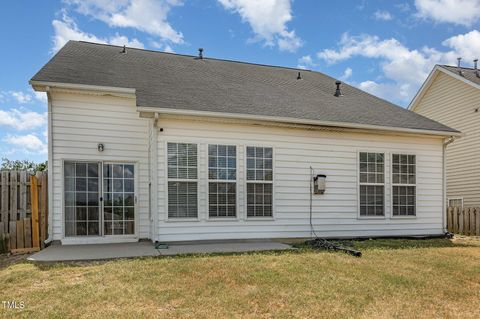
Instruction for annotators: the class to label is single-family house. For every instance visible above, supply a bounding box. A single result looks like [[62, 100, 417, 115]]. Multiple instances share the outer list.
[[410, 63, 480, 208], [30, 41, 459, 245]]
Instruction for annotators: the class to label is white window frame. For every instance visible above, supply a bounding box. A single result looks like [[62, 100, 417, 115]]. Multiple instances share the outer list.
[[447, 197, 464, 209], [391, 153, 417, 218], [165, 142, 199, 221], [244, 145, 275, 220], [357, 151, 386, 219], [207, 144, 238, 219]]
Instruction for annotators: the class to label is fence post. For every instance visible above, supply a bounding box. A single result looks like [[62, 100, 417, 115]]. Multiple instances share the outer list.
[[447, 207, 453, 232], [9, 171, 17, 222], [476, 208, 480, 236], [1, 171, 8, 233], [30, 175, 40, 249], [39, 172, 48, 249]]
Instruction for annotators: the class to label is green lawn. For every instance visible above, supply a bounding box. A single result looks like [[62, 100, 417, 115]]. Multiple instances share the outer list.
[[1, 237, 479, 318]]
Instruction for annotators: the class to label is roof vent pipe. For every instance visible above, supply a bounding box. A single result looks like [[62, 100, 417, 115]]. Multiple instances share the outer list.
[[297, 72, 302, 80], [334, 81, 342, 97], [121, 45, 126, 53], [475, 59, 479, 77], [457, 57, 464, 76], [198, 48, 204, 59]]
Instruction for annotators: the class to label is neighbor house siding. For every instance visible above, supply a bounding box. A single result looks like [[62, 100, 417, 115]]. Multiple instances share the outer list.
[[155, 117, 444, 242], [50, 92, 150, 241], [414, 72, 480, 206]]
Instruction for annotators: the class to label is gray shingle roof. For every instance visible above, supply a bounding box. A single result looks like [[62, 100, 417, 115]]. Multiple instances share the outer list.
[[440, 65, 480, 86], [31, 41, 458, 134]]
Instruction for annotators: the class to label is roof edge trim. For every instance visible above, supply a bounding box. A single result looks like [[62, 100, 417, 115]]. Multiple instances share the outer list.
[[138, 106, 461, 137], [29, 80, 136, 95]]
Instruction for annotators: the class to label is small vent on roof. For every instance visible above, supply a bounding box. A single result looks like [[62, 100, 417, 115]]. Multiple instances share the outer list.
[[457, 57, 464, 76], [121, 45, 126, 53], [197, 48, 204, 59], [475, 59, 479, 77], [334, 81, 342, 97], [297, 72, 302, 80]]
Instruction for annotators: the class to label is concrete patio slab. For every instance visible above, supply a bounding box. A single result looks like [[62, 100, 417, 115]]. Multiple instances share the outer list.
[[27, 240, 294, 262], [27, 242, 159, 262], [157, 241, 294, 256]]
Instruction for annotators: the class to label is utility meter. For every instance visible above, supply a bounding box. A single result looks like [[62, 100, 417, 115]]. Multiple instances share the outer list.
[[313, 174, 326, 194]]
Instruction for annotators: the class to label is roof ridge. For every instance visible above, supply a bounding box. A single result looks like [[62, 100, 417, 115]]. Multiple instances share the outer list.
[[75, 40, 310, 72]]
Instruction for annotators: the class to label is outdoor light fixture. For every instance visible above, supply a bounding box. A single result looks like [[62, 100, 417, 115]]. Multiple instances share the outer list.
[[97, 143, 104, 152]]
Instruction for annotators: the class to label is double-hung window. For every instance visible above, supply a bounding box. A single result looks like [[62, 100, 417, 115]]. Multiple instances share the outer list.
[[167, 143, 198, 218], [359, 152, 385, 217], [392, 154, 416, 216], [208, 144, 237, 218], [246, 146, 273, 217]]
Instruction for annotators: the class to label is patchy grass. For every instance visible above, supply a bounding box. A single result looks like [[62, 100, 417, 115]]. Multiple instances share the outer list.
[[0, 238, 479, 318]]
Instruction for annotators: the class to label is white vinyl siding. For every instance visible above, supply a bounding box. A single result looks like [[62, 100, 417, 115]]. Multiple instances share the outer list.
[[413, 71, 480, 206], [50, 92, 149, 241], [155, 117, 445, 242]]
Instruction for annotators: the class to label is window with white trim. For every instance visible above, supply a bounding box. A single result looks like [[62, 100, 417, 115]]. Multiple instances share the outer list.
[[208, 144, 236, 218], [392, 154, 416, 216], [359, 152, 385, 216], [167, 143, 198, 218], [246, 146, 273, 217]]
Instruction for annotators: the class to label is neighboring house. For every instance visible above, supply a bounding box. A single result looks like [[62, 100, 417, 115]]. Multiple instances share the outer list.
[[410, 64, 480, 208], [30, 41, 459, 245]]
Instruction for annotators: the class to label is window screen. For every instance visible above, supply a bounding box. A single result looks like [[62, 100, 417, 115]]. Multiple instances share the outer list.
[[167, 143, 198, 218], [208, 145, 237, 218], [392, 154, 416, 216], [359, 152, 385, 216], [246, 146, 273, 217]]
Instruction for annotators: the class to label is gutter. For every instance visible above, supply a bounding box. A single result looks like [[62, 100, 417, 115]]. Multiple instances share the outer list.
[[45, 86, 54, 245], [442, 136, 458, 232], [137, 106, 462, 138], [29, 80, 136, 95]]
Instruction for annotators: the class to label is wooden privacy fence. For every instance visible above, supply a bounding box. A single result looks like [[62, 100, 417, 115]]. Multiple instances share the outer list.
[[447, 206, 480, 236], [0, 170, 48, 254]]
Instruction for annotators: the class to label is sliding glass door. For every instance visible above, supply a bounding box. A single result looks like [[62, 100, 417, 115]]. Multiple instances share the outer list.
[[64, 162, 100, 236], [103, 163, 135, 235], [64, 161, 135, 237]]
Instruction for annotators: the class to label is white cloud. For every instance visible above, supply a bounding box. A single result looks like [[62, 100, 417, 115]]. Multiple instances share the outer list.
[[317, 31, 480, 102], [52, 12, 144, 52], [66, 0, 184, 44], [10, 91, 32, 104], [374, 10, 393, 21], [0, 109, 47, 131], [3, 134, 47, 154], [415, 0, 480, 26], [218, 0, 302, 52], [340, 67, 353, 81], [33, 91, 48, 104], [297, 55, 316, 69]]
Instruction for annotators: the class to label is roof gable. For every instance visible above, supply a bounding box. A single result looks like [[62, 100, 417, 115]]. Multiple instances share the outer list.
[[409, 65, 480, 112]]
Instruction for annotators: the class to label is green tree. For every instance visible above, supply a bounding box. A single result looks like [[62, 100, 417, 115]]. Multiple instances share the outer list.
[[0, 158, 47, 172]]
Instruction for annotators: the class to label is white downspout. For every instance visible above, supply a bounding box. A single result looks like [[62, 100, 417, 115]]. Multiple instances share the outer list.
[[442, 136, 456, 232], [45, 86, 54, 244]]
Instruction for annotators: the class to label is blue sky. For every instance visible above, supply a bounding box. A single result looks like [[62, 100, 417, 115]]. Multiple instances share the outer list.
[[1, 0, 480, 163]]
